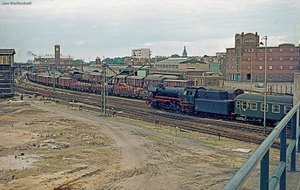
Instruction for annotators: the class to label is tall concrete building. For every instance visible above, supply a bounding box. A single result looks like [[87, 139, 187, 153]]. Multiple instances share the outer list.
[[131, 48, 151, 65], [226, 32, 300, 82], [132, 48, 151, 59]]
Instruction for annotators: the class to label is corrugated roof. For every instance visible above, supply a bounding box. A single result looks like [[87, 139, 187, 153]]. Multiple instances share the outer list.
[[89, 72, 101, 76], [0, 49, 16, 55], [157, 58, 189, 64], [180, 59, 205, 64], [144, 74, 163, 80], [115, 75, 127, 79], [163, 79, 190, 82], [156, 58, 205, 64], [127, 76, 145, 79], [161, 75, 180, 79]]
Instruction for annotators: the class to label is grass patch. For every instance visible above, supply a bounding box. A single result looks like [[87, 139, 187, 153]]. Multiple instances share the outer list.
[[107, 116, 222, 146], [147, 135, 163, 142]]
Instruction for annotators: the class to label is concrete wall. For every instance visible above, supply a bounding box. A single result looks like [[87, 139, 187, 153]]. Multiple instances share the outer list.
[[293, 72, 300, 105]]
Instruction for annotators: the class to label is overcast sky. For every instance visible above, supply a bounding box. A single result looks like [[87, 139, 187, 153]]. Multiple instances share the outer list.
[[0, 0, 299, 62]]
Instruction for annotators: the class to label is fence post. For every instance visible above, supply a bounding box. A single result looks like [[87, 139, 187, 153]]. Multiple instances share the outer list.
[[260, 150, 269, 190], [279, 127, 287, 190], [290, 114, 296, 172]]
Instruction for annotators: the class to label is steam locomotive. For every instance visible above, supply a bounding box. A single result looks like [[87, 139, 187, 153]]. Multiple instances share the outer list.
[[147, 85, 293, 125]]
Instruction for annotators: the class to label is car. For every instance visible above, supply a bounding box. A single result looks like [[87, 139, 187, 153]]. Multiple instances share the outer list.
[[255, 83, 264, 88], [0, 93, 4, 98]]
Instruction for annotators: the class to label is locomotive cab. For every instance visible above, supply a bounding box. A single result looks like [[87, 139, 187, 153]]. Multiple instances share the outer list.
[[181, 87, 206, 104]]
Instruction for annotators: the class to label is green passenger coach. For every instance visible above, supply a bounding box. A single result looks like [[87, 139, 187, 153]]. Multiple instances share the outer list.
[[234, 93, 293, 125]]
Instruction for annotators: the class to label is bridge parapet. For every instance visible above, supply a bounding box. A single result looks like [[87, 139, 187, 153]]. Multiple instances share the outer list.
[[223, 72, 300, 190]]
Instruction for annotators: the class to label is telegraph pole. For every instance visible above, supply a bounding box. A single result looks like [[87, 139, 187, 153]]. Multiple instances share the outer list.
[[100, 62, 149, 116], [101, 63, 108, 116], [54, 45, 60, 94]]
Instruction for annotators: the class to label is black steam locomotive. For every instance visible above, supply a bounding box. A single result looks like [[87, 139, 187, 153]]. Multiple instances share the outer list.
[[147, 85, 293, 125]]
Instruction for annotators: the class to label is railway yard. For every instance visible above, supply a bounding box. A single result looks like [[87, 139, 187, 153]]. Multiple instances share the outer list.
[[0, 82, 300, 189]]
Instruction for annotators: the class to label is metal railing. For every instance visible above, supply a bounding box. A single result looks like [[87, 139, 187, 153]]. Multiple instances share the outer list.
[[223, 101, 300, 190]]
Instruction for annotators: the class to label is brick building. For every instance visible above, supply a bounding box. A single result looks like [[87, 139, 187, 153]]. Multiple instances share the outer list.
[[226, 32, 300, 82]]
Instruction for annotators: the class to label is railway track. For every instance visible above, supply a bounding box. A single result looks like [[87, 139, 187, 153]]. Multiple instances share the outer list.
[[15, 82, 281, 148]]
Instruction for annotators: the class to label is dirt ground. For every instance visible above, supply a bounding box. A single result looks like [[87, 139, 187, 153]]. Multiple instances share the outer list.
[[0, 96, 287, 190]]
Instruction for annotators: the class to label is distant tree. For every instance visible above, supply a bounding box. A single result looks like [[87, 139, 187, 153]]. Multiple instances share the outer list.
[[104, 57, 125, 65], [170, 54, 180, 58], [73, 59, 85, 65]]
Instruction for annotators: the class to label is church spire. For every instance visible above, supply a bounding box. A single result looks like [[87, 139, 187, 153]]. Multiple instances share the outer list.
[[182, 46, 187, 57]]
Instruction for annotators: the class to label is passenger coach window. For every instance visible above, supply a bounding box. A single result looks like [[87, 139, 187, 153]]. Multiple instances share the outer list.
[[272, 104, 280, 113], [284, 106, 292, 114], [242, 102, 248, 109], [236, 101, 240, 109], [250, 102, 257, 110], [261, 103, 268, 112]]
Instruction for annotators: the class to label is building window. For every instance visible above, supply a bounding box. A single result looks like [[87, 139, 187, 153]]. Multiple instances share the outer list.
[[278, 74, 282, 78], [289, 74, 293, 78], [236, 39, 240, 45], [259, 58, 263, 61], [247, 65, 251, 69], [259, 49, 263, 53], [268, 74, 272, 78], [269, 66, 272, 70], [272, 104, 280, 113], [269, 58, 272, 61], [248, 57, 251, 61], [289, 66, 293, 70], [259, 74, 262, 78], [290, 48, 294, 52], [231, 65, 234, 69], [280, 48, 283, 52], [244, 38, 254, 44], [279, 66, 283, 70], [269, 48, 273, 53], [250, 102, 257, 111], [259, 66, 263, 70], [290, 57, 294, 61], [244, 49, 248, 53], [279, 58, 283, 61]]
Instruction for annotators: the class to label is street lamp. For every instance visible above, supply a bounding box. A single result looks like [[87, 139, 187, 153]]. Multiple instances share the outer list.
[[250, 48, 253, 93], [260, 36, 267, 135]]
